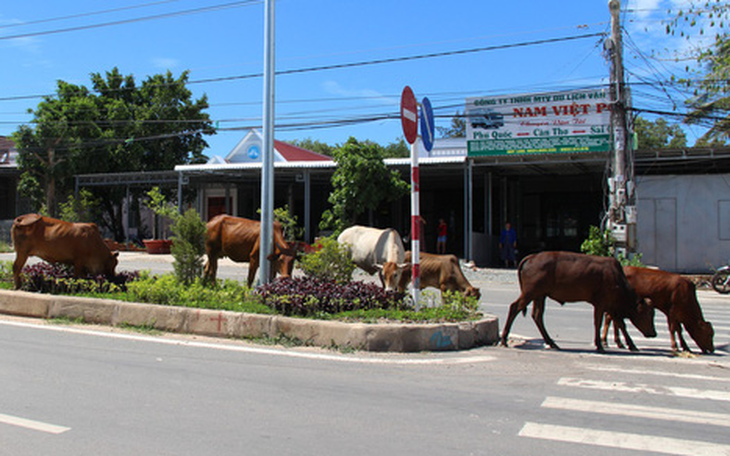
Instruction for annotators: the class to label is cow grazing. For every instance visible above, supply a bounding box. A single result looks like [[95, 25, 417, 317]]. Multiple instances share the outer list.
[[398, 251, 481, 299], [337, 225, 407, 291], [602, 266, 714, 354], [500, 251, 656, 352], [11, 213, 119, 289], [203, 215, 295, 287]]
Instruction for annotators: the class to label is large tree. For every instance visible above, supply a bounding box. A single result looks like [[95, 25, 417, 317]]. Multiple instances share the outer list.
[[666, 1, 730, 144], [633, 116, 687, 149], [13, 68, 214, 239], [319, 137, 409, 234]]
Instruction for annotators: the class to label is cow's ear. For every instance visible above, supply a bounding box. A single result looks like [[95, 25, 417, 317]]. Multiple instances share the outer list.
[[113, 251, 120, 258], [373, 264, 384, 271], [397, 263, 409, 270], [642, 297, 653, 308]]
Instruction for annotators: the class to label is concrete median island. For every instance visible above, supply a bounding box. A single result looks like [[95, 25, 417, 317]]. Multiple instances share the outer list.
[[0, 290, 500, 352]]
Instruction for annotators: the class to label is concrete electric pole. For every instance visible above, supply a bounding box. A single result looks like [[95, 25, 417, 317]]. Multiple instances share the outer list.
[[607, 0, 636, 256]]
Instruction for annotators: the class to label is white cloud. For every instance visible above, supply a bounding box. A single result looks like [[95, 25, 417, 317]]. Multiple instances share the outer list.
[[151, 57, 180, 70], [322, 80, 398, 105]]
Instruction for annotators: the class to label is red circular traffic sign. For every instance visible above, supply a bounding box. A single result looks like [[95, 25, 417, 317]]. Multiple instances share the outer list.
[[400, 86, 418, 144]]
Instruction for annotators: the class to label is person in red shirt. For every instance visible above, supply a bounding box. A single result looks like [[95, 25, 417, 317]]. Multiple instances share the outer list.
[[437, 218, 448, 254]]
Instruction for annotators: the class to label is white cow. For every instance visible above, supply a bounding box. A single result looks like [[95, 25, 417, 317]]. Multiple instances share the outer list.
[[337, 225, 408, 291]]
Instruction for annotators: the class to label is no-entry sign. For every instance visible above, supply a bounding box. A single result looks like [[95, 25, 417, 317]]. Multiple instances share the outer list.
[[401, 86, 418, 144]]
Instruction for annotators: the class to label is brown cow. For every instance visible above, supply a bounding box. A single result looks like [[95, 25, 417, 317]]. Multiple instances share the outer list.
[[602, 266, 714, 354], [500, 251, 656, 352], [11, 213, 119, 289], [203, 215, 295, 287], [397, 251, 481, 299]]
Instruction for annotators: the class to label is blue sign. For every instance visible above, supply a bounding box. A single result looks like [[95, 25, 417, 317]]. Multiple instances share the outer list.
[[420, 97, 435, 152], [247, 145, 261, 160]]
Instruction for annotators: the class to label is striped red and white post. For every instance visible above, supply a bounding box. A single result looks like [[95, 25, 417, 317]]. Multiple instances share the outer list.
[[400, 86, 420, 307], [410, 141, 421, 306]]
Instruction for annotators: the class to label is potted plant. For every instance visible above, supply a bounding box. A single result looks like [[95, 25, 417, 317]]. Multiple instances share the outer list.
[[143, 186, 178, 254]]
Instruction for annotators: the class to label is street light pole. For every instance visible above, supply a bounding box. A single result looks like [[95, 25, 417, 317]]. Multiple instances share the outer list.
[[259, 0, 275, 285]]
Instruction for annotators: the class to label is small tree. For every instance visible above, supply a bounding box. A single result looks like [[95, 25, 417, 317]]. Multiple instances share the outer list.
[[581, 225, 644, 267], [170, 208, 207, 285], [59, 189, 101, 223], [144, 186, 178, 239]]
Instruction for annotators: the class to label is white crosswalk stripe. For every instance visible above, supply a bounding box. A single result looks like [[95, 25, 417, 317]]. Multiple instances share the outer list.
[[556, 377, 730, 401], [520, 422, 730, 456], [518, 360, 730, 455]]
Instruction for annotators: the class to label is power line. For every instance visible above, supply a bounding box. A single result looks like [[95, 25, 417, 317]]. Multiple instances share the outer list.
[[0, 0, 261, 42], [0, 0, 183, 30], [191, 32, 607, 84]]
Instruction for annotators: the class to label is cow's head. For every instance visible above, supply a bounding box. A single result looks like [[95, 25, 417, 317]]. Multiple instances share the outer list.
[[105, 251, 119, 279], [627, 297, 657, 338], [267, 244, 297, 279], [465, 286, 481, 300], [689, 320, 715, 354], [376, 261, 409, 292]]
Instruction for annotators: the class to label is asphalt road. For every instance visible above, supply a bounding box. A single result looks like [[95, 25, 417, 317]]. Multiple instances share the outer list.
[[1, 252, 729, 455]]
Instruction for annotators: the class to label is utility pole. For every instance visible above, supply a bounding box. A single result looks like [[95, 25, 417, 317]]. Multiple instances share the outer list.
[[259, 0, 275, 285], [607, 0, 636, 256]]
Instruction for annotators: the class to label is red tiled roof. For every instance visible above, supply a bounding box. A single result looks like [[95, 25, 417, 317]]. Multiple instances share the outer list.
[[0, 136, 15, 151], [274, 140, 331, 161]]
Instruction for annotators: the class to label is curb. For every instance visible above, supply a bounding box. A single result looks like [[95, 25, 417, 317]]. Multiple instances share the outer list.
[[0, 290, 500, 352]]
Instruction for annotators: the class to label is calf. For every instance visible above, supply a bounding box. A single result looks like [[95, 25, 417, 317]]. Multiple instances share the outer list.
[[602, 266, 714, 354], [11, 213, 119, 289], [397, 251, 481, 299], [500, 251, 656, 352]]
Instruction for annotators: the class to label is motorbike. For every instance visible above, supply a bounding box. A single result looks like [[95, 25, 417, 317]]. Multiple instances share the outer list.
[[711, 264, 730, 294]]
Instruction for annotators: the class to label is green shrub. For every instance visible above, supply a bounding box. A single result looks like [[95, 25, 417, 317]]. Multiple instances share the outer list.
[[126, 272, 271, 313], [580, 225, 644, 267], [580, 225, 614, 257], [298, 236, 356, 284], [170, 208, 207, 285]]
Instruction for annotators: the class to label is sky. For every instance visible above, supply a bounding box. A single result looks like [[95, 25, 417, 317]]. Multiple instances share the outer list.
[[0, 0, 713, 159]]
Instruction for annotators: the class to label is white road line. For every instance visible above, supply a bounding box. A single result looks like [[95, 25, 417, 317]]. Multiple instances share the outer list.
[[519, 422, 730, 456], [580, 364, 730, 383], [542, 396, 730, 427], [0, 413, 70, 434], [558, 377, 730, 402], [0, 320, 495, 366]]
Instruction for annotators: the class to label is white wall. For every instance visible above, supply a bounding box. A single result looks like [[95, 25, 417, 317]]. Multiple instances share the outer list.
[[637, 174, 730, 273]]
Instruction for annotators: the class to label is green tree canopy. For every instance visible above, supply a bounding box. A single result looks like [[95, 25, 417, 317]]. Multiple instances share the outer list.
[[13, 67, 214, 238], [633, 116, 687, 149], [320, 137, 409, 234], [666, 2, 730, 144], [437, 111, 466, 138]]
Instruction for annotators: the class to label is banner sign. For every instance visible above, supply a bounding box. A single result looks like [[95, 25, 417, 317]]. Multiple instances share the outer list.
[[466, 88, 611, 156]]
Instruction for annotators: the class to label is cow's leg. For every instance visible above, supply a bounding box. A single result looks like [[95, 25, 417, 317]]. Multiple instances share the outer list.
[[613, 318, 625, 349], [203, 255, 218, 286], [248, 255, 259, 288], [614, 317, 639, 352], [600, 313, 610, 347], [500, 293, 532, 347], [602, 313, 625, 349], [669, 319, 692, 352], [532, 297, 559, 350], [593, 308, 607, 352], [12, 251, 28, 289]]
